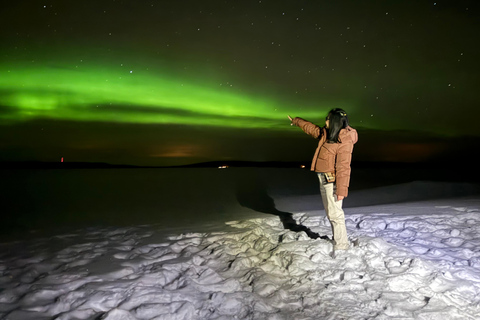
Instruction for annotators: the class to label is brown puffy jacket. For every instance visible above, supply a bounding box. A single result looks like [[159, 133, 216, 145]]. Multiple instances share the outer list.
[[293, 117, 358, 197]]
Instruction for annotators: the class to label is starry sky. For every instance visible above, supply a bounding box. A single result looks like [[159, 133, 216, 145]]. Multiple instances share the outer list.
[[0, 0, 478, 166]]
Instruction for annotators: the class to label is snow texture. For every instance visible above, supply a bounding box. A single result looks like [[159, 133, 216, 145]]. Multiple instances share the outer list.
[[2, 195, 480, 319]]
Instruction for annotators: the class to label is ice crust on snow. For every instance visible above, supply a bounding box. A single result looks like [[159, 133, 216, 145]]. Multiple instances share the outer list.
[[1, 200, 480, 319]]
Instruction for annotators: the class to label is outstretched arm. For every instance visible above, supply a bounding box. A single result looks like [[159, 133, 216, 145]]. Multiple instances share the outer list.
[[288, 115, 323, 139]]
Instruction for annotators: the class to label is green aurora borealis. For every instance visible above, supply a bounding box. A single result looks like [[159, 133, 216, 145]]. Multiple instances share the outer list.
[[0, 58, 326, 129]]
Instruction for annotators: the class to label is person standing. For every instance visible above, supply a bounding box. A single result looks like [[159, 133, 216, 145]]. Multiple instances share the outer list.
[[288, 109, 358, 251]]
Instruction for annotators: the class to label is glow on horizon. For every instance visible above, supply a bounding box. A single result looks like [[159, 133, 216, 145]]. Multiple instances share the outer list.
[[0, 60, 348, 130]]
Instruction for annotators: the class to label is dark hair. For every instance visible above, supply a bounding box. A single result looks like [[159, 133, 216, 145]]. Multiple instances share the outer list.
[[326, 108, 349, 143]]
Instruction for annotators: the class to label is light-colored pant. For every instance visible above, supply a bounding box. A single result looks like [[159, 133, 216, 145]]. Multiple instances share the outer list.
[[317, 173, 349, 250]]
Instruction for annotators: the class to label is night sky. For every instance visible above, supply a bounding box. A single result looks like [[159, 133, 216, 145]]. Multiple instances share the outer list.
[[0, 1, 478, 166]]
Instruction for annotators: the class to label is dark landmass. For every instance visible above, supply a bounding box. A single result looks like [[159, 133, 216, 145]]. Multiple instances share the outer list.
[[0, 161, 142, 169], [1, 160, 308, 169], [1, 159, 478, 172]]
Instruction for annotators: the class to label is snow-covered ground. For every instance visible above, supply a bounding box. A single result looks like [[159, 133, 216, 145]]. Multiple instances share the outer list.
[[1, 169, 480, 319]]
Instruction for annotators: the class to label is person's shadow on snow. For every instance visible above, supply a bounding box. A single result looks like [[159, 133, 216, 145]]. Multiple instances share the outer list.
[[235, 171, 327, 240]]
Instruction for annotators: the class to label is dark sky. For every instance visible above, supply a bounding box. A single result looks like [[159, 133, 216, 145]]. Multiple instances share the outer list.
[[0, 1, 478, 166]]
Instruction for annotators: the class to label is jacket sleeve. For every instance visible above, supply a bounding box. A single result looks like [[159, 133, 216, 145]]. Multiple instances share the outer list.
[[335, 140, 354, 197], [292, 117, 323, 139]]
